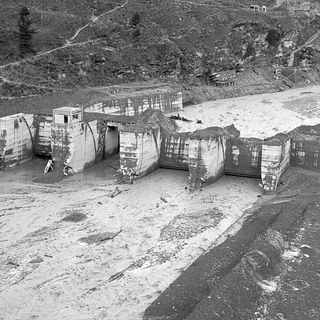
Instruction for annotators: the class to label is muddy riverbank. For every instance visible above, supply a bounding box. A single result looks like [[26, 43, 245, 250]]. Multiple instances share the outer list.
[[144, 167, 320, 319]]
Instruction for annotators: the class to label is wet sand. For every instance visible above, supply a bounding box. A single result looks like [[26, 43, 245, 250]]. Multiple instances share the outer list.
[[1, 85, 320, 319], [0, 158, 261, 320]]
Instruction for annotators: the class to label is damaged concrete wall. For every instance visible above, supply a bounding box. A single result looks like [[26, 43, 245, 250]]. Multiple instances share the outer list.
[[225, 137, 262, 177], [51, 122, 72, 168], [188, 130, 227, 189], [291, 140, 320, 169], [67, 121, 99, 172], [0, 114, 35, 168], [119, 124, 160, 179], [261, 135, 291, 193], [159, 132, 189, 170], [51, 121, 99, 173], [290, 125, 320, 170], [33, 114, 52, 156], [85, 90, 183, 116]]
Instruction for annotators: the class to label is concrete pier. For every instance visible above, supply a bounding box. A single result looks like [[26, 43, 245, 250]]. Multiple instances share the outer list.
[[159, 132, 189, 170], [0, 113, 34, 168], [290, 124, 320, 170], [188, 128, 227, 189], [33, 114, 52, 156], [261, 133, 291, 193], [225, 137, 262, 177], [119, 124, 160, 180], [2, 96, 320, 194], [51, 107, 98, 173]]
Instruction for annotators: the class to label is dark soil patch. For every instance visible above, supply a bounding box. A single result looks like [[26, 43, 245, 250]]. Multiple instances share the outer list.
[[61, 212, 87, 222], [78, 230, 121, 244]]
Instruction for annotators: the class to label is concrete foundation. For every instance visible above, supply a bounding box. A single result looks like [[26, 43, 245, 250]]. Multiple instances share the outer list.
[[3, 99, 320, 194], [85, 89, 182, 116], [0, 114, 34, 168], [225, 138, 262, 177], [51, 107, 98, 172], [119, 124, 160, 180], [290, 125, 320, 170], [159, 132, 189, 170], [261, 134, 291, 193], [33, 114, 53, 156], [188, 128, 227, 189]]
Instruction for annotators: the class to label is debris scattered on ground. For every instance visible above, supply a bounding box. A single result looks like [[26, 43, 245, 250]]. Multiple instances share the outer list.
[[160, 196, 168, 203], [29, 257, 44, 264], [108, 271, 125, 283], [78, 230, 122, 245], [7, 261, 19, 268], [169, 114, 192, 122], [61, 211, 87, 222], [110, 187, 122, 198]]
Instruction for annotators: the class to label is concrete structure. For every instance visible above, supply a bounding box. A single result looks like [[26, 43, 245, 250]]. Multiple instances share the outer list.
[[250, 5, 260, 11], [159, 132, 189, 170], [33, 114, 53, 156], [188, 128, 227, 189], [2, 87, 320, 194], [0, 113, 34, 168], [225, 137, 262, 177], [261, 134, 291, 193], [51, 107, 100, 172], [85, 89, 182, 116], [290, 125, 320, 170], [119, 123, 160, 179]]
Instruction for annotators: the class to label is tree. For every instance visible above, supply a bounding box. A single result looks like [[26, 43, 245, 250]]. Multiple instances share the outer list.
[[18, 6, 36, 57], [266, 29, 281, 47], [130, 12, 141, 28]]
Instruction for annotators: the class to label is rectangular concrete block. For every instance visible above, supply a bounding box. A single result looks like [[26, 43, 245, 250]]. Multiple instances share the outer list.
[[261, 138, 291, 193], [119, 124, 160, 179], [159, 132, 189, 170], [67, 121, 98, 172], [0, 114, 35, 168], [188, 135, 226, 189], [84, 90, 183, 116], [33, 114, 53, 156], [225, 138, 262, 177], [291, 139, 320, 169]]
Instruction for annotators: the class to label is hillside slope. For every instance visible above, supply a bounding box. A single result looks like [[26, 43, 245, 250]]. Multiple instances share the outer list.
[[1, 0, 320, 107]]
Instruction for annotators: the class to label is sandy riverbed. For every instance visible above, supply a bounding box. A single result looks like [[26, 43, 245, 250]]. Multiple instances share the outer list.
[[0, 85, 320, 320]]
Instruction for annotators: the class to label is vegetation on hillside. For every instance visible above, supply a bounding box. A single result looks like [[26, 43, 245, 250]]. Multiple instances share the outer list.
[[1, 0, 320, 101]]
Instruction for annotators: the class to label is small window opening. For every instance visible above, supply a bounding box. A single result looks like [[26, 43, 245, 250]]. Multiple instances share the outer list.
[[64, 115, 68, 123]]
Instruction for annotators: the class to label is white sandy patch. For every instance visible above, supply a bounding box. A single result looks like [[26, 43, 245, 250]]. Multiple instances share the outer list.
[[0, 169, 262, 320], [171, 86, 320, 138], [1, 86, 320, 319]]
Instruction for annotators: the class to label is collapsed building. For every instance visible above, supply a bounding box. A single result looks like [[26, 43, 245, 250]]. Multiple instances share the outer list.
[[1, 87, 320, 193]]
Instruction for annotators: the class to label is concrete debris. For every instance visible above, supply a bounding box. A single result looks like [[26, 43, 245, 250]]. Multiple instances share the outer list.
[[160, 196, 168, 203], [110, 187, 122, 198], [7, 261, 19, 268], [108, 271, 124, 283], [43, 159, 53, 175]]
